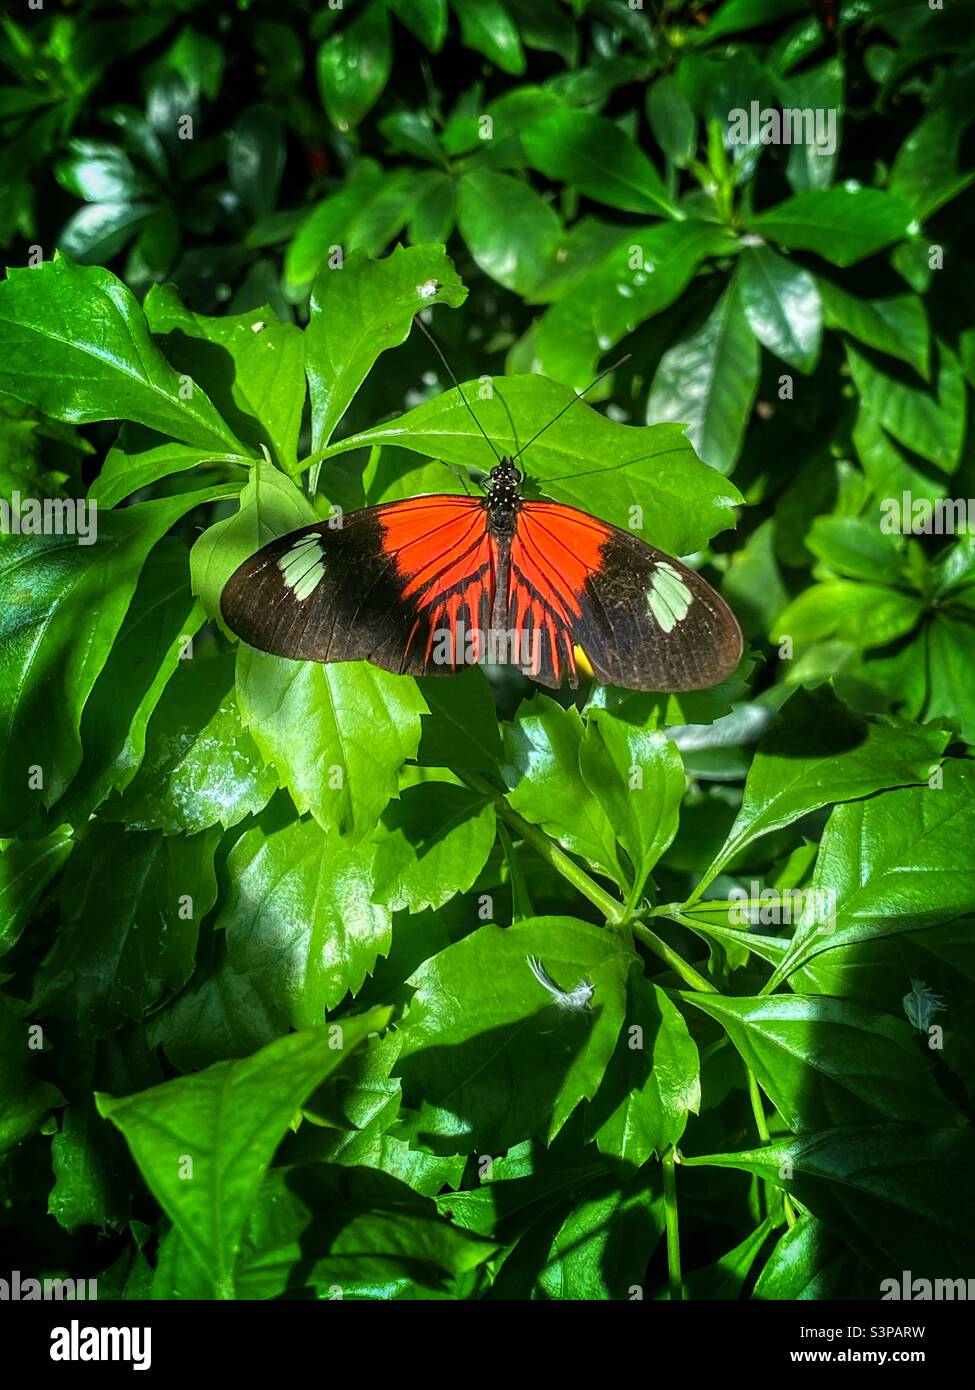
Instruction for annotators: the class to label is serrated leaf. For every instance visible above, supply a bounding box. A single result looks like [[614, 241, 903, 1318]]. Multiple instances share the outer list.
[[98, 1012, 393, 1297]]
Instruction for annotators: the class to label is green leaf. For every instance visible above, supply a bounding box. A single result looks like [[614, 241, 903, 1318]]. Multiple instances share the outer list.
[[752, 1213, 858, 1299], [578, 712, 685, 904], [97, 1011, 393, 1297], [806, 516, 908, 585], [414, 667, 503, 771], [0, 828, 72, 955], [315, 377, 743, 556], [190, 459, 314, 622], [845, 340, 966, 474], [218, 815, 393, 1027], [317, 1, 392, 132], [0, 258, 246, 453], [450, 0, 525, 76], [91, 427, 226, 509], [408, 171, 457, 244], [535, 221, 735, 389], [522, 108, 678, 218], [236, 648, 428, 841], [387, 0, 448, 52], [230, 1164, 496, 1297], [457, 169, 560, 296], [819, 279, 929, 380], [0, 489, 233, 834], [647, 276, 760, 476], [534, 1173, 664, 1299], [101, 651, 278, 835], [52, 539, 205, 825], [682, 993, 959, 1130], [305, 244, 467, 453], [770, 765, 975, 985], [0, 994, 62, 1156], [283, 162, 385, 287], [781, 57, 844, 193], [704, 0, 808, 43], [695, 689, 949, 894], [144, 286, 305, 469], [397, 917, 635, 1151], [147, 934, 280, 1071], [33, 823, 220, 1036], [889, 89, 975, 222], [926, 615, 975, 745], [748, 187, 914, 267], [588, 975, 700, 1166], [503, 695, 625, 886], [685, 1218, 775, 1301], [773, 579, 923, 652], [58, 202, 154, 264], [684, 1126, 975, 1280], [54, 139, 154, 203], [379, 110, 447, 166], [647, 75, 697, 168], [739, 245, 822, 374], [229, 105, 285, 222], [371, 782, 497, 912]]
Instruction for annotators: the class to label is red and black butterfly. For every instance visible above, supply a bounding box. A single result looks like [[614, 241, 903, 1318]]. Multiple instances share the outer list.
[[221, 333, 742, 693]]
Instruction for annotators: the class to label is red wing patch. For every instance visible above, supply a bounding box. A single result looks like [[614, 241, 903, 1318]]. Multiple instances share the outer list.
[[377, 496, 497, 666], [507, 502, 611, 685]]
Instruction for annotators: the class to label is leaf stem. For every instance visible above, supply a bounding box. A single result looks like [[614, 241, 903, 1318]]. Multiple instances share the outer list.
[[662, 1146, 682, 1301], [632, 921, 719, 993], [746, 1066, 770, 1143], [745, 1065, 795, 1227], [458, 771, 626, 924]]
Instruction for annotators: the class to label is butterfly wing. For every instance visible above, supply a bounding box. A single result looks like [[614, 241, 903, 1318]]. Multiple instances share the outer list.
[[507, 500, 742, 691], [221, 494, 497, 675]]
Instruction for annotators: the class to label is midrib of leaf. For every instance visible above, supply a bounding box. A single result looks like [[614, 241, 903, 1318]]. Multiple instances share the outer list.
[[8, 311, 235, 452]]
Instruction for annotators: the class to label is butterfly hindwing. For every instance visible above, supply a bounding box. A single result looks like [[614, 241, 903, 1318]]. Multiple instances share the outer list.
[[509, 501, 742, 691], [220, 495, 496, 675]]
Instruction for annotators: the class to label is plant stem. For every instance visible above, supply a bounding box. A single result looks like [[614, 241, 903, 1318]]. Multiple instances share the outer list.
[[662, 1147, 682, 1301], [745, 1065, 795, 1226], [459, 770, 627, 924], [632, 921, 719, 993], [746, 1066, 770, 1143]]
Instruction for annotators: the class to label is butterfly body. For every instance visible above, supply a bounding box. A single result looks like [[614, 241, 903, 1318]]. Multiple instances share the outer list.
[[221, 457, 742, 692]]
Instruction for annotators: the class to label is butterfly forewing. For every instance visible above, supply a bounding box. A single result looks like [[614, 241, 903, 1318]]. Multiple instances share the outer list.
[[220, 495, 495, 675]]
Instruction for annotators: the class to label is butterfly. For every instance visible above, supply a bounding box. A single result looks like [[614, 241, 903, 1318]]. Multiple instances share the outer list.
[[221, 324, 742, 693]]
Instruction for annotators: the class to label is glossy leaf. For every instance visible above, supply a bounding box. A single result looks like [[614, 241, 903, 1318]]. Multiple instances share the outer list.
[[98, 1012, 393, 1297], [738, 244, 822, 374], [0, 258, 246, 453], [522, 108, 678, 218], [648, 277, 760, 476], [397, 916, 635, 1151], [305, 244, 467, 452], [315, 377, 743, 556], [236, 648, 428, 842], [748, 187, 914, 267]]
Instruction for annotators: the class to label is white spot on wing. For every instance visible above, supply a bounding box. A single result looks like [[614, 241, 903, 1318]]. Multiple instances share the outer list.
[[648, 561, 692, 633], [278, 535, 326, 600]]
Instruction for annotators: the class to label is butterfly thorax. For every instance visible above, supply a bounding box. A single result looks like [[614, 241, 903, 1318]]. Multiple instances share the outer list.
[[486, 457, 522, 537]]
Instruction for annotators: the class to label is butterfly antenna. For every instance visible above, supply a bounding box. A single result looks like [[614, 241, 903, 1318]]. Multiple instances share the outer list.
[[412, 314, 503, 466], [494, 382, 521, 457], [511, 354, 631, 463]]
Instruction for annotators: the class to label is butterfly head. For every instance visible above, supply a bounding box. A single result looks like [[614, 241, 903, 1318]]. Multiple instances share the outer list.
[[488, 458, 522, 497]]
